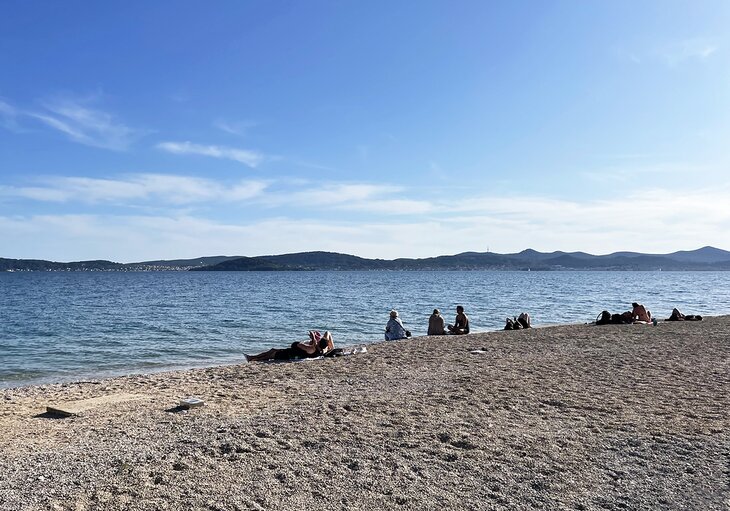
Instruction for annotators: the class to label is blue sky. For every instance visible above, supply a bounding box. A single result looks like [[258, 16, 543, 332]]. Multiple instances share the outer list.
[[1, 1, 729, 262]]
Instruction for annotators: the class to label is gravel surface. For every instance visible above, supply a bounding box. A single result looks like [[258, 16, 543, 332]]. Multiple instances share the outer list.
[[1, 317, 729, 510]]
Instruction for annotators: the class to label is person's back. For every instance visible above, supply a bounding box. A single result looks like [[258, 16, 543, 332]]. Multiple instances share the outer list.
[[631, 302, 651, 323], [385, 310, 408, 340], [428, 309, 446, 335], [517, 312, 531, 328]]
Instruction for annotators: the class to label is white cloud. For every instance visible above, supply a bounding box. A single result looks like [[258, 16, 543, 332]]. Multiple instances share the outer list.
[[659, 38, 718, 66], [580, 161, 712, 185], [263, 183, 435, 215], [31, 99, 138, 150], [0, 174, 268, 205], [3, 184, 730, 262], [0, 99, 22, 131], [213, 119, 258, 137], [157, 141, 264, 167], [0, 96, 140, 150], [0, 99, 15, 115]]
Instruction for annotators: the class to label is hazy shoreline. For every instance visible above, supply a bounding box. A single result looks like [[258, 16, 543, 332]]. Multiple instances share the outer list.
[[2, 318, 728, 510], [4, 245, 730, 272]]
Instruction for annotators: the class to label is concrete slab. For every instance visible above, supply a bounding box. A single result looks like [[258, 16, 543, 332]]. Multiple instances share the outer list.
[[46, 393, 148, 417]]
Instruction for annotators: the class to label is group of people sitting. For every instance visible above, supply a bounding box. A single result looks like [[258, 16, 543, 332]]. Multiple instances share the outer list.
[[245, 305, 473, 362], [504, 312, 532, 330], [385, 305, 470, 340], [595, 303, 702, 326], [246, 301, 706, 363], [596, 302, 654, 325]]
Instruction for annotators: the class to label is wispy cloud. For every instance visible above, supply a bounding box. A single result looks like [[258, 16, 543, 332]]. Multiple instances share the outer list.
[[659, 38, 718, 66], [0, 174, 268, 205], [289, 159, 341, 173], [3, 185, 729, 261], [4, 170, 730, 260], [622, 38, 719, 67], [157, 141, 264, 168], [580, 161, 710, 183], [213, 119, 258, 137], [0, 96, 141, 150], [0, 99, 22, 131], [263, 183, 435, 215]]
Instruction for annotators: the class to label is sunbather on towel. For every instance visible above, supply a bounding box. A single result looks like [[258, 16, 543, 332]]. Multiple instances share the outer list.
[[666, 308, 703, 321], [631, 302, 652, 323], [245, 330, 334, 362]]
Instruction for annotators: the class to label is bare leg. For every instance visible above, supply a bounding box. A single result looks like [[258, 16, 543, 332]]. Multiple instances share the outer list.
[[245, 348, 280, 362], [322, 331, 334, 352]]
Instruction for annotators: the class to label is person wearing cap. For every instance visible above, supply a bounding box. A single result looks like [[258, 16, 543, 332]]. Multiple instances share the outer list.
[[428, 308, 446, 335], [384, 310, 409, 340]]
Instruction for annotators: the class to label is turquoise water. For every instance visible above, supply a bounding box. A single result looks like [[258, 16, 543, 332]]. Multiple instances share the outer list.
[[2, 270, 730, 387]]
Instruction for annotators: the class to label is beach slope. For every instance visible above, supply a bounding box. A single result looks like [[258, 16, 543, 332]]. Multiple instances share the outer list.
[[1, 318, 729, 510]]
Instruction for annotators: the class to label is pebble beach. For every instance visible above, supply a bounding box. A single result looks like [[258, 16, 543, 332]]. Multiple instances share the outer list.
[[1, 317, 728, 510]]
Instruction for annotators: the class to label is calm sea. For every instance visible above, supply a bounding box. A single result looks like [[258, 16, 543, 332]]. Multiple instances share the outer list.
[[2, 270, 730, 388]]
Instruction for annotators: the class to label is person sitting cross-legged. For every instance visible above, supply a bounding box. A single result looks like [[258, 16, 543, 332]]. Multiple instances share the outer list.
[[447, 305, 470, 335]]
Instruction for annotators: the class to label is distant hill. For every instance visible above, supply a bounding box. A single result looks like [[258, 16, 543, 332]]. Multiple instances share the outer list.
[[0, 258, 124, 271], [127, 256, 242, 270], [3, 246, 730, 272], [665, 246, 730, 264], [0, 256, 239, 272], [191, 246, 730, 272]]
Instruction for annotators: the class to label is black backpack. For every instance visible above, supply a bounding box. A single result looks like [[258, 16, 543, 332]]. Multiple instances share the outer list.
[[596, 310, 611, 325]]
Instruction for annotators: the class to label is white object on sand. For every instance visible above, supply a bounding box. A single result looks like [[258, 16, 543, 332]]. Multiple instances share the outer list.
[[179, 397, 205, 409]]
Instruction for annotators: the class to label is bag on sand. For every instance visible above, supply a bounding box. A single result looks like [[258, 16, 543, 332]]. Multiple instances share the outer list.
[[596, 311, 611, 325]]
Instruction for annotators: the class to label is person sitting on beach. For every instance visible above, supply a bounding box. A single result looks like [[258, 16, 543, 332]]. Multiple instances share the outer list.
[[516, 312, 531, 328], [505, 314, 530, 330], [447, 305, 470, 335], [428, 308, 446, 335], [631, 302, 652, 323], [504, 317, 520, 330], [245, 330, 334, 362], [385, 310, 410, 340]]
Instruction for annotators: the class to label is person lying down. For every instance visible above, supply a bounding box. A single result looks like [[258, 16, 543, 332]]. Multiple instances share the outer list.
[[245, 330, 335, 362], [666, 308, 703, 321]]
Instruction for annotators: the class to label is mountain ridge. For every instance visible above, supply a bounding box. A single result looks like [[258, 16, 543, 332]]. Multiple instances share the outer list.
[[3, 246, 730, 272]]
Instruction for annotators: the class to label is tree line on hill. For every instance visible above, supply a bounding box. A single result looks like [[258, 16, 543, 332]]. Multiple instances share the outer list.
[[2, 246, 730, 272]]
